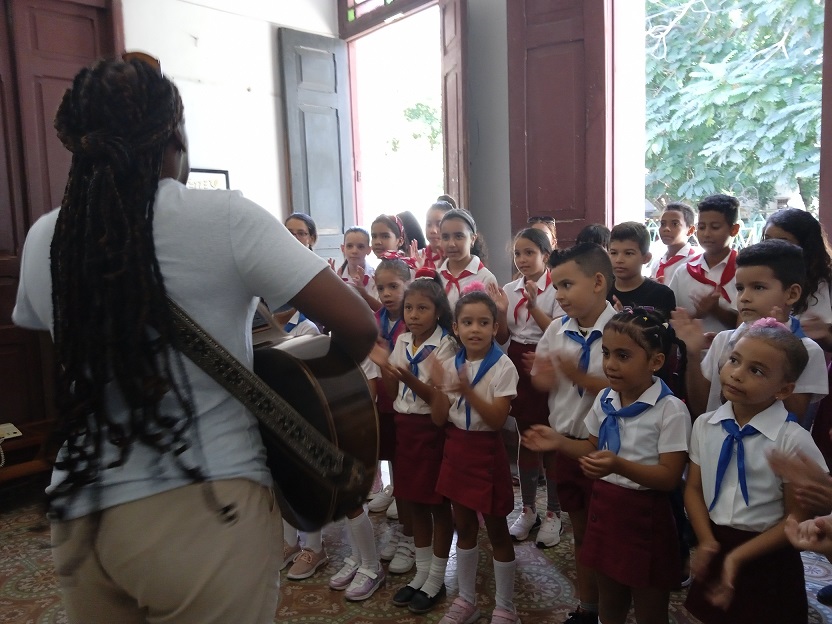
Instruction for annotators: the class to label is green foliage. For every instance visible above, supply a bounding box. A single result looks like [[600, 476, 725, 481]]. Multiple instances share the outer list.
[[646, 0, 823, 210], [403, 102, 443, 150]]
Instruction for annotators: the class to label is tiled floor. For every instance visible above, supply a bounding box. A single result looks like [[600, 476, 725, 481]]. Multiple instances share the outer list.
[[2, 473, 832, 623]]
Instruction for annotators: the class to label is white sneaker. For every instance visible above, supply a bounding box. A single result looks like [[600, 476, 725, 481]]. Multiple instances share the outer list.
[[388, 537, 415, 574], [368, 484, 394, 513], [535, 511, 562, 548], [380, 527, 401, 561], [386, 499, 399, 520], [509, 506, 540, 541]]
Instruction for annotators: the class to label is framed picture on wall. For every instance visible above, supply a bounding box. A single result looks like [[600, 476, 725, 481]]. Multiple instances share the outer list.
[[187, 168, 230, 191]]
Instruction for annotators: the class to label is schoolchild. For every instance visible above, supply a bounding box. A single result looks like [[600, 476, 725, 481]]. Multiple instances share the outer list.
[[607, 222, 676, 319], [371, 268, 458, 614], [431, 290, 521, 624], [523, 308, 691, 624], [764, 207, 832, 325], [370, 256, 416, 572], [529, 242, 617, 624], [673, 239, 828, 420], [575, 224, 610, 250], [332, 226, 380, 311], [437, 209, 498, 307], [371, 214, 409, 258], [667, 194, 740, 333], [647, 202, 699, 284], [327, 357, 387, 601], [684, 319, 826, 624], [421, 198, 454, 269], [490, 228, 564, 546]]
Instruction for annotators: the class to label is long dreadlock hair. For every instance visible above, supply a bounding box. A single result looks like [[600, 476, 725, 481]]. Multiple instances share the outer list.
[[48, 57, 202, 513]]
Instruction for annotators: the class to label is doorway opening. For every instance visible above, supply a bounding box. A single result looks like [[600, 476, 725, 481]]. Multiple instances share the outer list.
[[350, 5, 444, 231]]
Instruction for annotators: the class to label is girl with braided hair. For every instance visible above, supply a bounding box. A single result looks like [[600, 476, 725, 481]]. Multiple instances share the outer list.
[[12, 54, 377, 623]]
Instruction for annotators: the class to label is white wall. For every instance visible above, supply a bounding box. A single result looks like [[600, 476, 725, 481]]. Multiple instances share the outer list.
[[466, 0, 512, 284], [122, 0, 338, 217]]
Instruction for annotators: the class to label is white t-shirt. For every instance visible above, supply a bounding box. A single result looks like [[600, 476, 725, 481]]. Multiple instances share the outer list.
[[438, 255, 498, 308], [668, 252, 738, 333], [440, 351, 518, 432], [690, 401, 827, 532], [12, 179, 329, 519], [584, 379, 691, 490], [533, 302, 617, 438], [337, 259, 378, 301], [390, 326, 457, 414], [701, 323, 828, 412], [503, 271, 563, 345]]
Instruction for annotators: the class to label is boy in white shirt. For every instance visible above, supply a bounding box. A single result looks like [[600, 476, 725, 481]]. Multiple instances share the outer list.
[[668, 194, 741, 333], [648, 202, 699, 284]]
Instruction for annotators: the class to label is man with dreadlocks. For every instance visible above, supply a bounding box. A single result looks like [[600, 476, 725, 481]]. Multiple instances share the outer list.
[[12, 54, 377, 623]]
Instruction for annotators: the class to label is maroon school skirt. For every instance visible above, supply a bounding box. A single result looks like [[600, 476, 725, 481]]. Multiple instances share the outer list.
[[378, 409, 396, 461], [436, 425, 514, 517], [579, 480, 679, 589], [555, 451, 594, 512], [684, 522, 807, 624], [392, 412, 445, 505], [507, 341, 550, 429]]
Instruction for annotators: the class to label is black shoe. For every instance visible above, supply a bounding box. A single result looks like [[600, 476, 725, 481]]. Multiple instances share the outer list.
[[818, 584, 832, 606], [408, 584, 447, 614], [563, 609, 599, 624], [392, 584, 418, 607]]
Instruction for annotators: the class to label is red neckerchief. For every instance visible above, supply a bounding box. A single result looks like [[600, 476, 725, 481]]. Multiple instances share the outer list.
[[514, 271, 552, 323], [656, 247, 696, 281], [340, 268, 370, 287], [685, 249, 737, 302], [422, 245, 442, 270], [442, 260, 485, 295]]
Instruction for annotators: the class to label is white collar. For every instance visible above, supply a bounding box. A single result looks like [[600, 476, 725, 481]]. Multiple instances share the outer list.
[[439, 255, 481, 275], [602, 377, 666, 410], [706, 400, 790, 441], [558, 301, 616, 335], [401, 325, 445, 355]]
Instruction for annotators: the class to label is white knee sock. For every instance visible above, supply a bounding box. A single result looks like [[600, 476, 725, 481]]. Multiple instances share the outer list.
[[348, 512, 378, 569], [418, 555, 449, 597], [303, 530, 323, 553], [493, 557, 517, 612], [456, 545, 479, 605], [283, 521, 298, 546], [408, 546, 433, 589]]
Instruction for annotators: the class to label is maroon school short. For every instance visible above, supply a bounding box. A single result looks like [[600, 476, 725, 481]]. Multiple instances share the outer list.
[[436, 425, 514, 517], [554, 450, 593, 512], [392, 412, 445, 505], [579, 480, 679, 589], [685, 522, 807, 624], [506, 341, 550, 430]]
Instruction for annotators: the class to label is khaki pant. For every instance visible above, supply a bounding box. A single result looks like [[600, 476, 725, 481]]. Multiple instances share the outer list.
[[53, 479, 282, 624]]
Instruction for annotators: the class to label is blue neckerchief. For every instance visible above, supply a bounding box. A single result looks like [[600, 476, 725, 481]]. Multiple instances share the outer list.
[[790, 316, 806, 339], [709, 419, 760, 510], [786, 412, 799, 423], [563, 316, 602, 397], [597, 379, 674, 454], [284, 312, 307, 333], [454, 341, 503, 430], [379, 308, 403, 352], [401, 328, 447, 399]]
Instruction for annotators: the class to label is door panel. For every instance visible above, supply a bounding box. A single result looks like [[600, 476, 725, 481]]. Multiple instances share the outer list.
[[280, 27, 355, 260], [440, 0, 467, 211]]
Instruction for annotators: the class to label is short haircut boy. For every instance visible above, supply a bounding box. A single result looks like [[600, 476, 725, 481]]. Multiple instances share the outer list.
[[698, 194, 740, 225], [663, 202, 696, 227], [549, 242, 614, 290], [610, 221, 650, 255], [736, 239, 806, 312]]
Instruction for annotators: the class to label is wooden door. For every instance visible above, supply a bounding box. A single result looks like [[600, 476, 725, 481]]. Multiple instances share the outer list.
[[0, 0, 117, 479], [439, 0, 468, 211], [279, 27, 355, 261], [507, 0, 608, 244]]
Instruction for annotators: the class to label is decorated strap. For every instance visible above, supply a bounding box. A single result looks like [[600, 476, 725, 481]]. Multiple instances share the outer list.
[[166, 298, 363, 490]]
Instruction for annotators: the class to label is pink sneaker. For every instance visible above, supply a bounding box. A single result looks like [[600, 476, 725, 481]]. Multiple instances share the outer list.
[[490, 607, 521, 623], [328, 557, 360, 590], [281, 539, 302, 570], [286, 548, 328, 580], [345, 565, 385, 601], [439, 596, 481, 624]]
